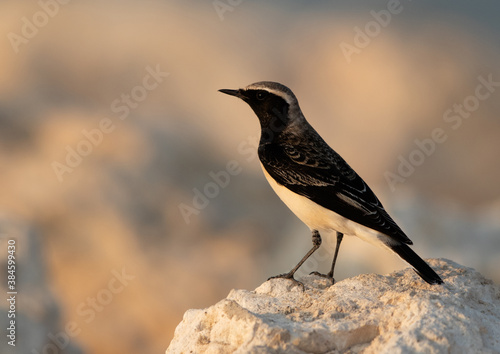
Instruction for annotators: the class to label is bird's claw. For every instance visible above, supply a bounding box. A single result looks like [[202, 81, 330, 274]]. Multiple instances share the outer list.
[[268, 273, 305, 289], [309, 271, 335, 285]]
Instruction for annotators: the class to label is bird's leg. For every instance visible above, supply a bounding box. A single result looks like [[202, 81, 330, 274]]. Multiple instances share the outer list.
[[268, 230, 322, 286], [310, 231, 344, 284], [328, 232, 344, 279]]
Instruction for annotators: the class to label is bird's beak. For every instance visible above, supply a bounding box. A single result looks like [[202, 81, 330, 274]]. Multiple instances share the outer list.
[[218, 88, 243, 98]]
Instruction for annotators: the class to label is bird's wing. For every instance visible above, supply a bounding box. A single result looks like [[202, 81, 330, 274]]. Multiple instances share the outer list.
[[258, 141, 412, 245]]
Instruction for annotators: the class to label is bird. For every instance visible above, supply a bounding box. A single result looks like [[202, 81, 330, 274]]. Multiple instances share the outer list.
[[218, 81, 443, 285]]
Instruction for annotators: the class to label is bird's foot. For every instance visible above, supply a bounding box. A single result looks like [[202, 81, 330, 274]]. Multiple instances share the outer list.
[[268, 273, 304, 289], [309, 271, 335, 285]]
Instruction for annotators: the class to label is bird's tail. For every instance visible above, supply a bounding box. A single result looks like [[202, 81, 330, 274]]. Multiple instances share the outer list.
[[389, 243, 443, 285]]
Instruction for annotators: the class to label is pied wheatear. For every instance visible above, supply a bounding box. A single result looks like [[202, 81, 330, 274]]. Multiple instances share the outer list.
[[219, 81, 443, 285]]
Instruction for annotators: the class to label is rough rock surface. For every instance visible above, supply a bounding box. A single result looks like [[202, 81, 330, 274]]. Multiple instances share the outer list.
[[167, 259, 500, 353]]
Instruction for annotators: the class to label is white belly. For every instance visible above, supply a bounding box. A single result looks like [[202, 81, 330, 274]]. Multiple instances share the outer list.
[[260, 164, 390, 249]]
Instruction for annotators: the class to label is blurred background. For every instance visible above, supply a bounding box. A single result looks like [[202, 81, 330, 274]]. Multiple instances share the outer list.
[[0, 0, 499, 353]]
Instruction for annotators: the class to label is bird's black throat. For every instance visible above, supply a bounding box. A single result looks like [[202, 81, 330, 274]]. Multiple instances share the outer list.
[[239, 89, 290, 144]]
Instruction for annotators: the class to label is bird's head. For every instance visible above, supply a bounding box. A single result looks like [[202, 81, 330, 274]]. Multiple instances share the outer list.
[[219, 81, 304, 138]]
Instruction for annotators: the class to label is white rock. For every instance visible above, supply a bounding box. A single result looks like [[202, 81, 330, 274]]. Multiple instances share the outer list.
[[166, 259, 500, 353]]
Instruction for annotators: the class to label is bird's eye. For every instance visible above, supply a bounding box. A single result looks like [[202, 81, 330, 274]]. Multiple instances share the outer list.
[[256, 91, 268, 100]]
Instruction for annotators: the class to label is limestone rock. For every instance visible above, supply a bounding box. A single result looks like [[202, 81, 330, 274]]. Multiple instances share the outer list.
[[166, 259, 500, 353]]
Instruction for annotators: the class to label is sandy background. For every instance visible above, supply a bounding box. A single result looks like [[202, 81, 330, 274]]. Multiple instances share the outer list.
[[0, 1, 499, 353]]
